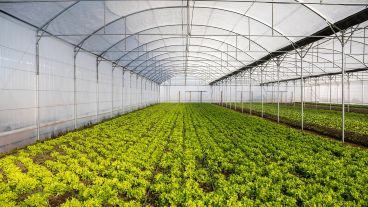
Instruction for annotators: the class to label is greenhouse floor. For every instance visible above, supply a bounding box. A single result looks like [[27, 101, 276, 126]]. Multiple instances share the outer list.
[[0, 103, 367, 206]]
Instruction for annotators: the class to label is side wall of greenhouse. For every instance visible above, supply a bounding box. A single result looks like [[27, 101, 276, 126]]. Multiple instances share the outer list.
[[0, 14, 159, 153], [210, 79, 367, 105]]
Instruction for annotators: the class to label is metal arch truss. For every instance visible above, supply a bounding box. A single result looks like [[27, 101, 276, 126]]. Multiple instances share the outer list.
[[76, 5, 295, 48], [2, 2, 368, 84]]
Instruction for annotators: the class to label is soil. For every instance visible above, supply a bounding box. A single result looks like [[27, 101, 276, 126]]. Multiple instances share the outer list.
[[48, 191, 76, 207], [14, 160, 28, 173]]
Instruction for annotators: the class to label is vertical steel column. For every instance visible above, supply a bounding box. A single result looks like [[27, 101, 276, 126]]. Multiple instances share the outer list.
[[249, 69, 252, 115], [225, 81, 228, 108], [329, 76, 332, 110], [293, 80, 296, 106], [235, 76, 237, 110], [341, 32, 346, 142], [261, 68, 264, 117], [158, 84, 160, 104], [218, 85, 220, 104], [73, 51, 77, 129], [277, 60, 280, 123], [35, 36, 40, 140], [229, 78, 232, 109], [145, 80, 147, 107], [122, 70, 124, 114], [300, 49, 304, 131], [241, 91, 243, 113], [347, 74, 350, 112], [96, 58, 100, 122], [111, 66, 114, 118], [140, 78, 143, 108], [129, 72, 132, 111], [221, 83, 223, 106], [136, 76, 139, 109], [242, 73, 244, 113], [314, 78, 317, 108]]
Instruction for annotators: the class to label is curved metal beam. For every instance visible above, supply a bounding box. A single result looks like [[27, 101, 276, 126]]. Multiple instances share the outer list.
[[77, 5, 294, 48], [147, 64, 220, 82], [142, 54, 233, 79], [143, 57, 229, 80], [123, 44, 244, 72], [133, 49, 239, 76], [131, 50, 236, 80], [295, 0, 335, 29], [99, 23, 269, 60], [109, 33, 257, 65], [38, 1, 80, 32], [137, 53, 232, 77]]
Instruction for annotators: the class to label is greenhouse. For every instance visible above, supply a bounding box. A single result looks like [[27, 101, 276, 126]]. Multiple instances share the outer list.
[[0, 0, 368, 206]]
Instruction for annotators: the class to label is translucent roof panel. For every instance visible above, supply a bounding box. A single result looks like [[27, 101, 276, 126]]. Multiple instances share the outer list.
[[0, 0, 366, 84]]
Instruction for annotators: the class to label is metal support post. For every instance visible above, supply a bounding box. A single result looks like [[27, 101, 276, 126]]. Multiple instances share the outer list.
[[293, 80, 295, 106], [347, 74, 350, 112], [242, 73, 244, 113], [277, 60, 280, 123], [73, 51, 78, 129], [341, 32, 346, 142], [35, 36, 40, 140], [235, 76, 237, 110], [122, 70, 124, 114], [261, 68, 264, 117], [329, 76, 332, 110], [301, 50, 304, 131], [96, 58, 100, 122], [111, 66, 114, 118], [314, 78, 317, 108], [221, 88, 223, 106], [229, 79, 232, 109], [225, 82, 227, 107], [141, 78, 143, 108], [249, 69, 252, 115]]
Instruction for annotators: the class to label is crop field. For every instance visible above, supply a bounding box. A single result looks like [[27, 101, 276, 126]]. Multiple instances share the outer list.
[[230, 102, 368, 145], [0, 104, 368, 206], [278, 102, 368, 114]]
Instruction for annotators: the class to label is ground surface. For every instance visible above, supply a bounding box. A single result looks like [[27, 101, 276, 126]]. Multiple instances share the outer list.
[[0, 103, 367, 206]]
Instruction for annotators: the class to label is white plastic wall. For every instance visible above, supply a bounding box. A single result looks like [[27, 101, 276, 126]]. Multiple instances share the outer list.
[[39, 36, 75, 139], [0, 14, 159, 153], [0, 15, 37, 152]]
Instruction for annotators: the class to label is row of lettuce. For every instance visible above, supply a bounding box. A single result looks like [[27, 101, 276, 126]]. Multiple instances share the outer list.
[[0, 103, 368, 206], [226, 102, 368, 145]]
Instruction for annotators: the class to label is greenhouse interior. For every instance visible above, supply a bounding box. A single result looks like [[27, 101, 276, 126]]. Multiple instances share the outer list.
[[0, 0, 368, 206]]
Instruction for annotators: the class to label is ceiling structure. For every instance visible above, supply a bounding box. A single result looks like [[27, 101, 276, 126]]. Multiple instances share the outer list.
[[1, 0, 367, 85]]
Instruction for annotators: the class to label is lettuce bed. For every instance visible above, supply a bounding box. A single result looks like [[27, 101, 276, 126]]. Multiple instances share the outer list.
[[0, 103, 367, 206], [230, 102, 368, 145]]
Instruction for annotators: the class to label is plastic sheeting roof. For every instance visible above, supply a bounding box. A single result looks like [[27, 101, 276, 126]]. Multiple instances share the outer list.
[[0, 0, 367, 84]]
